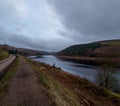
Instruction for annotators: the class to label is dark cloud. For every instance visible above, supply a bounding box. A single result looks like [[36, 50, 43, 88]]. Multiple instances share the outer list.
[[0, 28, 74, 51], [48, 0, 120, 39], [0, 0, 75, 51], [1, 0, 120, 52]]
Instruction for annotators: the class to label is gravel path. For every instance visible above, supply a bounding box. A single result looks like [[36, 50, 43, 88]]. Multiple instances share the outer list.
[[1, 56, 50, 106]]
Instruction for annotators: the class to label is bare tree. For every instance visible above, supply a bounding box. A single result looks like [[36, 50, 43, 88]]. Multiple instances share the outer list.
[[96, 64, 119, 92]]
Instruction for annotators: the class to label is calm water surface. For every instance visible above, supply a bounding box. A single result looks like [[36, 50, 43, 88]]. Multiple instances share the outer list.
[[32, 55, 120, 84]]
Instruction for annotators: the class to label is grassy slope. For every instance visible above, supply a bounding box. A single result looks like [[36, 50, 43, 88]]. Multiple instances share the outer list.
[[0, 57, 19, 102], [28, 60, 81, 106], [0, 48, 9, 61], [28, 59, 120, 106]]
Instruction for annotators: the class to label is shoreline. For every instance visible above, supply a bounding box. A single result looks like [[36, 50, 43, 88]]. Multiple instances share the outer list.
[[29, 59, 120, 106], [57, 55, 120, 67]]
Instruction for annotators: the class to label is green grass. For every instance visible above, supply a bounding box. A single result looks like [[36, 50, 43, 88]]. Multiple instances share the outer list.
[[28, 60, 80, 106], [0, 57, 19, 102], [103, 89, 120, 99], [0, 51, 9, 61]]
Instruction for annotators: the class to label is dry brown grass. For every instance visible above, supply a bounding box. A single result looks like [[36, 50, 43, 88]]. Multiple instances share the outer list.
[[29, 60, 120, 106]]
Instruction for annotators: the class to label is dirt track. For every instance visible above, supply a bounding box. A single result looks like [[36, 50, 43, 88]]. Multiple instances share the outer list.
[[1, 56, 50, 106]]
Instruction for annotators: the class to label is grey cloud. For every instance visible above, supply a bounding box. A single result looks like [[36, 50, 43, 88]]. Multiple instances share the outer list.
[[48, 0, 120, 39], [0, 28, 73, 51], [1, 0, 120, 52]]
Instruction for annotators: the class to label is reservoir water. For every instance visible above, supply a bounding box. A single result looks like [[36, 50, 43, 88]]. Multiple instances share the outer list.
[[32, 55, 120, 84]]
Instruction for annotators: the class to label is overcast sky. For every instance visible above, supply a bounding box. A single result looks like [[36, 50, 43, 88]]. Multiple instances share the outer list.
[[0, 0, 120, 51]]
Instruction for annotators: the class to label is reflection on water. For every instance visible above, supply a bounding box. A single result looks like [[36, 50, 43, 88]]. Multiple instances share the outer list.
[[32, 55, 120, 84]]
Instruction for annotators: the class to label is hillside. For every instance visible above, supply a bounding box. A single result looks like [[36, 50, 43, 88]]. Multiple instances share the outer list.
[[0, 44, 48, 56], [58, 39, 120, 58], [57, 39, 120, 66]]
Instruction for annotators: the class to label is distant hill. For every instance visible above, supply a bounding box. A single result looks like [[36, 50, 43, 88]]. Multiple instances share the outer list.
[[0, 44, 48, 56], [57, 39, 120, 58]]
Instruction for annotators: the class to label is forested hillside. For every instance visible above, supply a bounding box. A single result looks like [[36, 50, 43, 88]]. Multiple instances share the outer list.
[[58, 39, 120, 58]]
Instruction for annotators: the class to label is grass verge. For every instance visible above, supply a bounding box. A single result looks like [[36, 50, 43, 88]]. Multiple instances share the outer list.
[[103, 89, 120, 100], [28, 59, 81, 106], [28, 59, 120, 106], [0, 56, 19, 102], [0, 51, 9, 61]]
